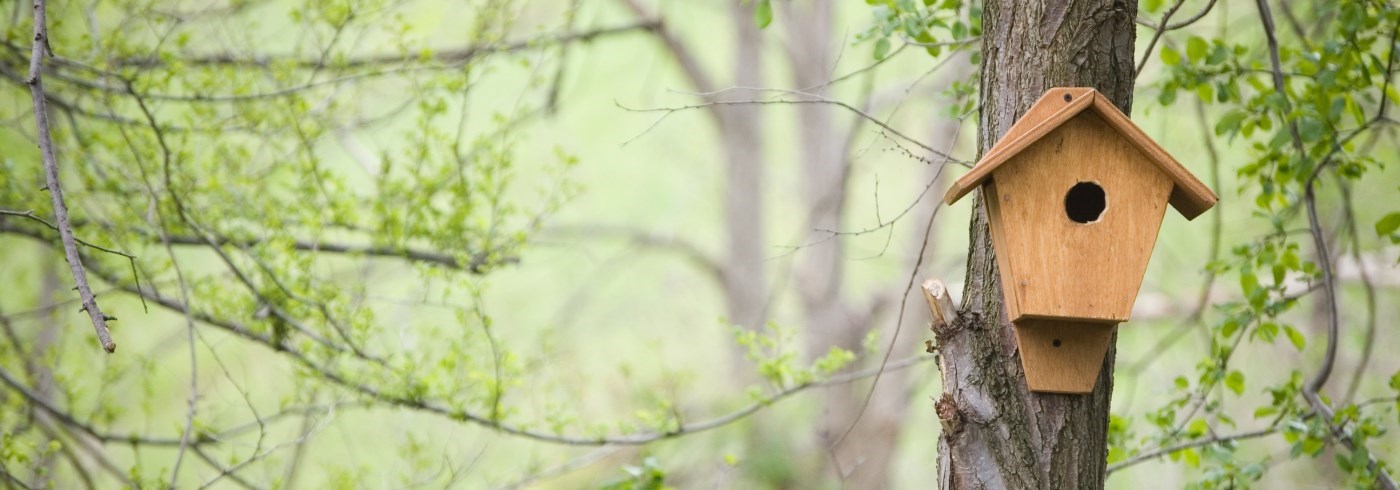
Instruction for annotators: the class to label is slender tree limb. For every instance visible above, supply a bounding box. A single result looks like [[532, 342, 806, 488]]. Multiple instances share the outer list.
[[0, 365, 188, 446], [1106, 427, 1278, 473], [543, 224, 724, 283], [25, 0, 115, 353], [1134, 0, 1219, 32], [1340, 182, 1378, 403], [0, 210, 134, 259], [829, 180, 947, 451], [1257, 1, 1397, 487], [1136, 0, 1188, 79], [617, 0, 717, 96], [0, 219, 508, 273], [901, 36, 981, 49], [616, 98, 967, 164], [103, 21, 660, 69], [190, 447, 264, 490], [491, 446, 621, 490]]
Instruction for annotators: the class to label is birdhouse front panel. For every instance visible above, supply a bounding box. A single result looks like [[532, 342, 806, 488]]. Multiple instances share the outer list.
[[984, 111, 1173, 324], [942, 87, 1220, 394]]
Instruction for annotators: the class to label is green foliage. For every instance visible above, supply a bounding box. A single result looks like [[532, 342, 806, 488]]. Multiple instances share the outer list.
[[599, 457, 671, 490], [1378, 210, 1400, 244], [1112, 0, 1400, 485], [733, 321, 857, 391], [752, 0, 774, 29], [859, 0, 981, 61]]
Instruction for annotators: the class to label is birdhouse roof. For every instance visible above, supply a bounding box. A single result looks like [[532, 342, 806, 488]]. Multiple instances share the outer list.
[[943, 88, 1218, 220]]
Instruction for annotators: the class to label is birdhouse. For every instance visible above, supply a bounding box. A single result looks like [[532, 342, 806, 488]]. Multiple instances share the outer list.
[[944, 87, 1218, 394]]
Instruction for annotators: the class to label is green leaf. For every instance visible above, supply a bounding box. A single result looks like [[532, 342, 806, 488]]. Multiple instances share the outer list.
[[1225, 370, 1246, 395], [1188, 418, 1209, 436], [873, 38, 891, 60], [1187, 36, 1208, 63], [1159, 86, 1178, 105], [1215, 111, 1248, 136], [1239, 270, 1259, 296], [1183, 448, 1201, 468], [1377, 212, 1400, 237], [753, 0, 773, 29], [1284, 325, 1306, 351], [1161, 45, 1182, 66]]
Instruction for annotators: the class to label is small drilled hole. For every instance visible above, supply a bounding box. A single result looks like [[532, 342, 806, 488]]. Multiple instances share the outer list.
[[1053, 339, 1062, 347], [1065, 182, 1106, 223], [1063, 93, 1072, 102]]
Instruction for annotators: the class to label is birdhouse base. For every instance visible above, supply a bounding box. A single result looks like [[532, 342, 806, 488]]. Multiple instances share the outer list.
[[1013, 319, 1116, 394]]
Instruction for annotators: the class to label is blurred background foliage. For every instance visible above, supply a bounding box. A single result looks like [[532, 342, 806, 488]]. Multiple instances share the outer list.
[[0, 0, 1396, 488]]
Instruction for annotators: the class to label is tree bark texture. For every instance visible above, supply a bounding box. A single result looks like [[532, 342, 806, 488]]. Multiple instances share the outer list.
[[938, 1, 1137, 489]]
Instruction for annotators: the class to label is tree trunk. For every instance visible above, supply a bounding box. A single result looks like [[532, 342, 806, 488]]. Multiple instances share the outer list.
[[937, 1, 1137, 488], [718, 1, 768, 341]]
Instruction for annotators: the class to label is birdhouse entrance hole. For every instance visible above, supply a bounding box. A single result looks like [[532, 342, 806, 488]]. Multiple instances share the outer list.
[[1065, 182, 1106, 223]]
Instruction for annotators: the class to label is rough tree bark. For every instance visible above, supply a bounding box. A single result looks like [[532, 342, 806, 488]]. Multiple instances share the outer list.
[[936, 1, 1137, 488]]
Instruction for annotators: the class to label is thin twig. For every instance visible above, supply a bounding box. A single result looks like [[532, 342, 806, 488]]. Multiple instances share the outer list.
[[491, 446, 621, 490], [104, 21, 660, 69], [616, 98, 964, 164], [25, 0, 115, 353], [829, 186, 946, 451], [1340, 182, 1378, 403], [1134, 0, 1219, 32], [1106, 427, 1277, 473], [1136, 0, 1188, 79], [0, 210, 133, 259]]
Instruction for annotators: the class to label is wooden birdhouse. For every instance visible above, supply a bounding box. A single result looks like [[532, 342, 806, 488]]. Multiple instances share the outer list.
[[944, 87, 1218, 394]]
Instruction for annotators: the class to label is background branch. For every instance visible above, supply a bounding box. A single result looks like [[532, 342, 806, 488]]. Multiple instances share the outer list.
[[25, 0, 115, 353]]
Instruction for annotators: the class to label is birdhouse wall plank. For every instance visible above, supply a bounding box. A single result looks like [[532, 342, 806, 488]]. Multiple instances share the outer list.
[[1013, 319, 1116, 394], [983, 179, 1024, 321], [990, 111, 1173, 323]]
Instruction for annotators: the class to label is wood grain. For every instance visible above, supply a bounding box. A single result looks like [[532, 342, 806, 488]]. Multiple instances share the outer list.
[[922, 279, 958, 329], [1014, 319, 1116, 394], [943, 87, 1218, 220], [991, 111, 1174, 323]]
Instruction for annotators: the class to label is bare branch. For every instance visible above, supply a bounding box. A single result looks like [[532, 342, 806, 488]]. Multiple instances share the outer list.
[[900, 36, 981, 49], [0, 210, 134, 259], [104, 21, 660, 69], [491, 446, 621, 490], [1106, 427, 1277, 474], [1136, 0, 1188, 79], [25, 0, 114, 353], [617, 97, 966, 164], [830, 191, 946, 451], [0, 219, 509, 273], [617, 0, 716, 95], [1135, 0, 1219, 32], [543, 224, 724, 283], [0, 365, 186, 446]]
